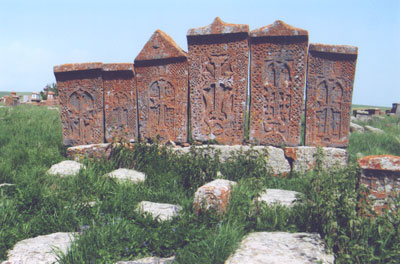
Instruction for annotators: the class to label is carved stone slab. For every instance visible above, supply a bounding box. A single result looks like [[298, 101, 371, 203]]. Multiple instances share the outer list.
[[305, 44, 358, 147], [54, 63, 104, 146], [249, 21, 308, 146], [187, 17, 249, 145], [135, 30, 188, 144], [103, 63, 137, 143]]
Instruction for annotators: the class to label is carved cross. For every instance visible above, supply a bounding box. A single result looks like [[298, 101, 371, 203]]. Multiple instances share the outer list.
[[149, 79, 174, 131], [68, 90, 95, 143]]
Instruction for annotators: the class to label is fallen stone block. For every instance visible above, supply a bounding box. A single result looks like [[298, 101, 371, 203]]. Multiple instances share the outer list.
[[256, 189, 301, 207], [137, 201, 182, 222], [358, 155, 400, 214], [67, 143, 112, 161], [107, 168, 146, 183], [47, 160, 85, 177], [284, 146, 347, 174], [2, 232, 75, 264], [116, 256, 175, 264], [194, 179, 237, 215], [225, 232, 334, 264], [350, 122, 364, 133], [364, 125, 384, 134]]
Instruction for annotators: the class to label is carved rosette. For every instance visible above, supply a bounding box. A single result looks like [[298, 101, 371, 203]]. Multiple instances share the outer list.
[[305, 44, 358, 147], [249, 20, 308, 146], [188, 17, 249, 145]]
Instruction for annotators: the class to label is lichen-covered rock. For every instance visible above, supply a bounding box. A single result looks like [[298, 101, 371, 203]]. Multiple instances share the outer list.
[[225, 232, 334, 264], [258, 146, 291, 176], [47, 160, 85, 177], [137, 201, 182, 222], [256, 189, 301, 207], [358, 155, 400, 214], [116, 256, 175, 264], [350, 122, 364, 133], [107, 168, 146, 183], [67, 143, 111, 161], [194, 179, 237, 214], [364, 125, 384, 134], [284, 146, 347, 174], [2, 232, 75, 264]]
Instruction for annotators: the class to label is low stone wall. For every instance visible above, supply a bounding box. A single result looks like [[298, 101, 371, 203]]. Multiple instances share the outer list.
[[358, 155, 400, 214]]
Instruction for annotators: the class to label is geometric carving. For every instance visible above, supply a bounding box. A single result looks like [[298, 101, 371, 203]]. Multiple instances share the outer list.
[[305, 44, 358, 147], [103, 63, 137, 142], [249, 20, 308, 146], [54, 63, 104, 146], [135, 30, 188, 143], [187, 17, 249, 145]]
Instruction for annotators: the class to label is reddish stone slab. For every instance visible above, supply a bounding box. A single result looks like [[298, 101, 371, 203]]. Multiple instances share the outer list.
[[305, 44, 358, 147], [249, 21, 308, 146], [103, 63, 137, 143], [135, 30, 188, 144], [54, 63, 104, 146], [187, 17, 249, 145]]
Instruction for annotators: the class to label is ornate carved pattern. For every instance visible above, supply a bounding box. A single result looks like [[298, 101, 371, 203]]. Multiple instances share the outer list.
[[249, 26, 308, 146], [305, 44, 357, 147]]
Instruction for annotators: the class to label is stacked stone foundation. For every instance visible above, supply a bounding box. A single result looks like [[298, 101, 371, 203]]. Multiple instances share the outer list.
[[54, 18, 358, 163]]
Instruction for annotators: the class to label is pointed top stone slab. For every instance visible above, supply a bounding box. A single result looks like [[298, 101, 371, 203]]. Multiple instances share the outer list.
[[135, 30, 187, 62], [187, 17, 249, 36], [250, 20, 308, 37]]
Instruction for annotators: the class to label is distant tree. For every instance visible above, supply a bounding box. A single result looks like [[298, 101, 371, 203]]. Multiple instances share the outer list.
[[40, 83, 58, 100]]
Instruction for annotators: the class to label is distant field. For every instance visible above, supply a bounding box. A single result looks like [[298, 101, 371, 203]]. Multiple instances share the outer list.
[[352, 104, 391, 111]]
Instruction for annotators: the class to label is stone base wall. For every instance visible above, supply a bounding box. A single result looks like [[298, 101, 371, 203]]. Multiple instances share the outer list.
[[358, 155, 400, 214]]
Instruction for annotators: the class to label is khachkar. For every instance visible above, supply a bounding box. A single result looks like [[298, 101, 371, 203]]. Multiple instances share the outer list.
[[135, 30, 188, 143], [305, 44, 358, 147], [54, 63, 104, 146], [187, 17, 249, 145], [249, 20, 308, 146], [103, 63, 137, 142]]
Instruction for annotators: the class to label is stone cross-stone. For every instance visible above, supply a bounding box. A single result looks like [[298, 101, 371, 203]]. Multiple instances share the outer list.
[[249, 20, 308, 146], [187, 17, 249, 145], [103, 63, 137, 143], [305, 44, 358, 147], [54, 63, 104, 146], [135, 30, 188, 144]]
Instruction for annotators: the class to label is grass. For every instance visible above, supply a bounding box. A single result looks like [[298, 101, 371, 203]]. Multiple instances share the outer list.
[[0, 104, 399, 263], [351, 104, 391, 111]]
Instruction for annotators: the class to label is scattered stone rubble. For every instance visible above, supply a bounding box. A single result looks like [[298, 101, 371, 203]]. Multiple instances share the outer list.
[[116, 256, 175, 264], [225, 232, 334, 264], [1, 232, 75, 264], [47, 160, 85, 177], [107, 168, 146, 183], [136, 201, 182, 222], [256, 189, 301, 207]]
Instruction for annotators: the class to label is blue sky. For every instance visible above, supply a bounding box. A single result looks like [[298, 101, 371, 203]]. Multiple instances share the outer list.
[[0, 0, 399, 106]]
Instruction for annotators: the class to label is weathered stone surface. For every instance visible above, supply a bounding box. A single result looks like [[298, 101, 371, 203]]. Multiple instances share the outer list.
[[67, 143, 111, 160], [225, 232, 334, 264], [350, 122, 364, 133], [136, 201, 182, 222], [47, 160, 85, 177], [194, 179, 237, 214], [187, 17, 249, 145], [135, 30, 188, 144], [103, 63, 137, 143], [107, 168, 146, 183], [358, 155, 400, 214], [116, 256, 175, 264], [284, 146, 348, 173], [256, 189, 301, 207], [54, 63, 104, 146], [364, 125, 384, 134], [390, 102, 400, 116], [249, 21, 308, 146], [2, 232, 75, 264], [171, 145, 291, 175], [305, 44, 358, 147]]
